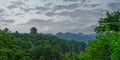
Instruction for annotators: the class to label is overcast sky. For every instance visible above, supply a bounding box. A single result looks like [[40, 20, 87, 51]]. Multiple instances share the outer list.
[[0, 0, 120, 34]]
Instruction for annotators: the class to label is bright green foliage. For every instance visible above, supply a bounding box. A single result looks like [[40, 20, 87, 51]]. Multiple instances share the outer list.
[[79, 32, 120, 60], [31, 45, 61, 60], [79, 33, 111, 60], [62, 52, 79, 60], [79, 11, 120, 60], [109, 32, 120, 60], [0, 29, 86, 60], [95, 11, 120, 32]]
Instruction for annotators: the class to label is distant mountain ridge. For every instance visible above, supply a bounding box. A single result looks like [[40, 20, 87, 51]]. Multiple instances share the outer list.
[[55, 32, 96, 42]]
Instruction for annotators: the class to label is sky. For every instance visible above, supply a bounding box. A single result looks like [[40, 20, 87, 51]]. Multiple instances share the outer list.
[[0, 0, 120, 34]]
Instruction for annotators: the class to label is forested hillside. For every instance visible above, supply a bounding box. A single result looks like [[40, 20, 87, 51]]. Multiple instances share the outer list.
[[0, 29, 86, 60]]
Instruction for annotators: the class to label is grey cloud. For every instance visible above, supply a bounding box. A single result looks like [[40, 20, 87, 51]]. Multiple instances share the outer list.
[[36, 11, 41, 14], [52, 3, 80, 12], [11, 1, 25, 6], [0, 9, 5, 13], [15, 13, 23, 16], [63, 0, 89, 3], [7, 1, 25, 10], [7, 5, 18, 9], [81, 25, 96, 34], [21, 18, 91, 28], [52, 3, 99, 12], [20, 19, 53, 25], [83, 4, 100, 7], [45, 9, 103, 18], [63, 0, 83, 2], [45, 12, 56, 17], [44, 3, 54, 7], [24, 0, 29, 1], [93, 9, 107, 13], [35, 6, 50, 14], [20, 7, 34, 13], [35, 6, 49, 11], [20, 19, 76, 28], [1, 23, 9, 26], [19, 18, 94, 33], [108, 3, 120, 10], [81, 0, 88, 3], [20, 6, 49, 13], [0, 20, 15, 23], [7, 1, 25, 9], [63, 0, 78, 2], [92, 9, 107, 16]]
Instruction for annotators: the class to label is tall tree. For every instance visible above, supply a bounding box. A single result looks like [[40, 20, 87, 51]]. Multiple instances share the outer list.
[[95, 11, 120, 33], [79, 11, 120, 60]]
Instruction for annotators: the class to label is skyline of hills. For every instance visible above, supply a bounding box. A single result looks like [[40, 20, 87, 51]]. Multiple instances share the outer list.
[[55, 32, 95, 42]]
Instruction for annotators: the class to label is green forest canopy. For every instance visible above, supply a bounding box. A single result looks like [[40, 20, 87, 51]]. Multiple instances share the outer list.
[[0, 29, 86, 60]]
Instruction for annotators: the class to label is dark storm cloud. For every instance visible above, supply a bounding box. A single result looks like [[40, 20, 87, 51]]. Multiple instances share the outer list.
[[107, 3, 120, 10], [52, 3, 80, 12], [0, 20, 15, 23], [45, 9, 103, 17]]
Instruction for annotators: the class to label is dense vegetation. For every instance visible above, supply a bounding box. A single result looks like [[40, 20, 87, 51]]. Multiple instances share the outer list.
[[0, 29, 86, 60], [79, 11, 120, 60]]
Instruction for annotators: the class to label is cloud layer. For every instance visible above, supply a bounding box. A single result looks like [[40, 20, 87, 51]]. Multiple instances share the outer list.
[[0, 0, 119, 34]]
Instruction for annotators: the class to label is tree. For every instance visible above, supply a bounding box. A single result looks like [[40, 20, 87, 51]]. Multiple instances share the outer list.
[[95, 11, 120, 33], [13, 50, 26, 60], [4, 28, 9, 32], [79, 11, 120, 60], [109, 32, 120, 60], [79, 34, 111, 60], [39, 56, 46, 60], [63, 52, 79, 60], [31, 45, 61, 60]]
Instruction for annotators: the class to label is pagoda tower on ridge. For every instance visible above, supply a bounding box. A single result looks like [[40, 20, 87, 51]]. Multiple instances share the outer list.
[[30, 27, 37, 34]]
